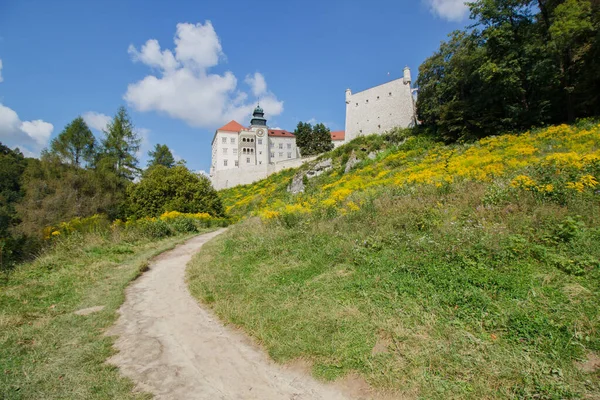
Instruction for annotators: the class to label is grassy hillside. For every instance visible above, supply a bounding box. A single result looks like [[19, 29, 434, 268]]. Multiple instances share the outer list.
[[188, 121, 600, 399], [0, 228, 214, 399]]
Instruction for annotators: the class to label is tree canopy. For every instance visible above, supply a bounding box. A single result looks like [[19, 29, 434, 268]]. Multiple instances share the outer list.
[[127, 165, 224, 218], [294, 122, 334, 156], [416, 0, 600, 141], [49, 117, 96, 167], [147, 144, 176, 169]]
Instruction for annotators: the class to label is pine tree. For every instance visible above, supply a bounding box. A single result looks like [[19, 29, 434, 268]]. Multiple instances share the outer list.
[[101, 106, 141, 181]]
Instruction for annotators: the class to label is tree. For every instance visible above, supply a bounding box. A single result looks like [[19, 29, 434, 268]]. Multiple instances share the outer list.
[[126, 165, 225, 218], [0, 143, 28, 269], [293, 121, 334, 156], [416, 0, 600, 141], [147, 144, 175, 169], [49, 117, 96, 167], [101, 106, 141, 181], [312, 123, 334, 154], [294, 122, 313, 156]]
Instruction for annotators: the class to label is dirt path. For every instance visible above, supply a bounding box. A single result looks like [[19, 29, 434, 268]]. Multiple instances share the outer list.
[[107, 229, 353, 400]]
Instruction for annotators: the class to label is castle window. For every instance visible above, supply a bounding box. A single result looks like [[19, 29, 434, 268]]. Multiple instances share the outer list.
[[251, 138, 254, 143], [279, 143, 283, 149], [287, 143, 291, 149], [270, 152, 274, 158], [270, 142, 274, 148], [279, 152, 283, 157], [259, 151, 262, 155], [355, 103, 358, 107], [258, 139, 263, 145], [366, 99, 368, 103], [360, 130, 363, 133], [223, 148, 227, 154], [224, 160, 228, 166], [389, 92, 392, 96], [287, 152, 292, 158], [230, 138, 235, 144], [377, 96, 380, 100], [378, 124, 381, 129], [246, 157, 250, 163], [235, 160, 239, 167], [233, 148, 237, 155], [222, 137, 226, 144]]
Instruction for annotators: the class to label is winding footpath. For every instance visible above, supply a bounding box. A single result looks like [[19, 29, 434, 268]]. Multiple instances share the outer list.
[[107, 229, 353, 400]]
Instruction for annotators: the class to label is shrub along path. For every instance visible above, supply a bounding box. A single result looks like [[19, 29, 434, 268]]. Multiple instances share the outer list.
[[107, 229, 353, 400]]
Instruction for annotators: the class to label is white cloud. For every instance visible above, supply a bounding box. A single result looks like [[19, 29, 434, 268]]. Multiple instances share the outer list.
[[425, 0, 469, 22], [82, 111, 111, 132], [124, 21, 283, 129], [0, 59, 3, 83], [0, 103, 53, 155], [245, 72, 267, 97]]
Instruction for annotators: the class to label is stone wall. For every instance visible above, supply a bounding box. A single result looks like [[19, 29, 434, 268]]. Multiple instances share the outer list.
[[345, 77, 415, 143]]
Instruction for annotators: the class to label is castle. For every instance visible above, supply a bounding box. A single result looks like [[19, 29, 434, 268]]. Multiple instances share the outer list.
[[209, 68, 416, 190], [209, 106, 307, 190], [345, 67, 416, 142]]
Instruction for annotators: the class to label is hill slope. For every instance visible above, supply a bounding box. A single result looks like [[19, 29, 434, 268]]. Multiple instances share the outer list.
[[189, 122, 600, 399]]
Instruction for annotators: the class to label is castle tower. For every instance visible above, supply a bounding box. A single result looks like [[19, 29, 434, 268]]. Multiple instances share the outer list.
[[345, 88, 352, 104], [403, 66, 412, 85]]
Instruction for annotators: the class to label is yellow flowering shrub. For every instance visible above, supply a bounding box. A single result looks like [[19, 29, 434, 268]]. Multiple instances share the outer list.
[[220, 122, 600, 221]]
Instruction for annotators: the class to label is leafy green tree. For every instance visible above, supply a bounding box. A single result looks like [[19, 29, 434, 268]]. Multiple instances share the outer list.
[[126, 165, 225, 218], [416, 0, 600, 141], [294, 122, 313, 156], [147, 144, 175, 169], [49, 117, 96, 167], [293, 121, 334, 156], [101, 106, 141, 181], [312, 123, 334, 154]]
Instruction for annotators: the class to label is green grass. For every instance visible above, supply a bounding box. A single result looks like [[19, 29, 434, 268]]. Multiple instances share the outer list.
[[188, 182, 600, 399], [0, 230, 210, 399]]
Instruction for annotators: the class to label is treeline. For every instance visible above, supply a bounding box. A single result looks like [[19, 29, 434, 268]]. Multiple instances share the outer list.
[[417, 0, 600, 141], [0, 107, 223, 270]]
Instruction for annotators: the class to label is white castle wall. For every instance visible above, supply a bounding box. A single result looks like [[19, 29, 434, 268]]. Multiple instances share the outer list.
[[345, 70, 415, 143], [211, 156, 317, 190]]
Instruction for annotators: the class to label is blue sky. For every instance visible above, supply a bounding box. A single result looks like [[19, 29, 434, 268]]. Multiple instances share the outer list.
[[0, 0, 469, 172]]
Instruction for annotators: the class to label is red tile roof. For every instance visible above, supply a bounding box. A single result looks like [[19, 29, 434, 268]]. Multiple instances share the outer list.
[[331, 130, 345, 141], [268, 129, 295, 138], [217, 120, 245, 132]]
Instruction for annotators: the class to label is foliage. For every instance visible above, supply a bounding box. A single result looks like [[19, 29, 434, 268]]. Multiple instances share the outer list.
[[293, 121, 334, 156], [222, 122, 600, 221], [0, 144, 29, 270], [127, 165, 225, 218], [147, 143, 176, 169], [100, 106, 141, 181], [416, 0, 600, 141], [48, 116, 96, 167]]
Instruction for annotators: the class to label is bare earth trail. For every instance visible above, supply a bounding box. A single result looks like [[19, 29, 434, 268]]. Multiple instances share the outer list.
[[107, 229, 353, 400]]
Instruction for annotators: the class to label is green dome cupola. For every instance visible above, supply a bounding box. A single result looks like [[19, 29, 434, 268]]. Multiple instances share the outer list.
[[250, 104, 267, 126]]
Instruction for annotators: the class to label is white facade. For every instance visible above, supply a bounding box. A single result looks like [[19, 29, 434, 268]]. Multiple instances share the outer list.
[[209, 108, 304, 190], [344, 67, 416, 143]]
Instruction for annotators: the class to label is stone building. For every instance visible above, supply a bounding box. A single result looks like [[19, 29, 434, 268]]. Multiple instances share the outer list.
[[210, 106, 305, 190], [331, 130, 345, 148], [344, 67, 417, 143]]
